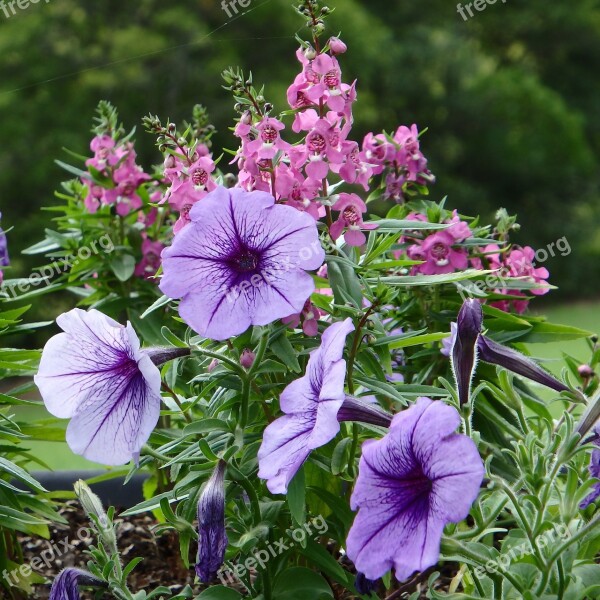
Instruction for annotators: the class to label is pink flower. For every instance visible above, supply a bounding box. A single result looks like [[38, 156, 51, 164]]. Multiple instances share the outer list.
[[246, 117, 291, 160], [417, 231, 468, 275], [505, 247, 549, 295], [330, 194, 377, 247], [135, 239, 165, 280], [282, 300, 324, 336]]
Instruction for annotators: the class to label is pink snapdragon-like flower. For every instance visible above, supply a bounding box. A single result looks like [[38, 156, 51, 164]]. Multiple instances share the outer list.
[[418, 230, 468, 275], [362, 124, 435, 202], [282, 299, 324, 336], [135, 239, 165, 280], [246, 117, 291, 160], [330, 194, 377, 247]]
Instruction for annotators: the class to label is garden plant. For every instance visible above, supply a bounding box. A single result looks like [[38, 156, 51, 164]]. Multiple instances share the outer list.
[[0, 1, 599, 599]]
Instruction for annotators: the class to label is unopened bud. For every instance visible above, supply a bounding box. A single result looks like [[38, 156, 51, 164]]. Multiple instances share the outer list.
[[240, 349, 256, 369], [578, 364, 595, 379], [328, 36, 347, 55], [304, 47, 317, 60]]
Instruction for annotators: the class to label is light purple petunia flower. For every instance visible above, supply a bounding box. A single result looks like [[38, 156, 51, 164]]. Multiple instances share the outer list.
[[49, 568, 105, 600], [35, 309, 169, 466], [258, 318, 355, 494], [159, 186, 325, 341], [346, 397, 484, 582], [196, 460, 228, 582]]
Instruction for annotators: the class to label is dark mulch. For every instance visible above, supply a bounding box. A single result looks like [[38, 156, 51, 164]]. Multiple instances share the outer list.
[[15, 503, 452, 599]]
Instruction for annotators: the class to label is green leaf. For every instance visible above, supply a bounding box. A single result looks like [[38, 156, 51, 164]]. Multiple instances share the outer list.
[[183, 419, 230, 436], [196, 587, 242, 600], [110, 254, 136, 282], [371, 219, 448, 232], [372, 269, 490, 287], [273, 567, 334, 600], [287, 466, 306, 526], [518, 321, 593, 344], [326, 257, 363, 308], [0, 457, 47, 492], [271, 334, 301, 373]]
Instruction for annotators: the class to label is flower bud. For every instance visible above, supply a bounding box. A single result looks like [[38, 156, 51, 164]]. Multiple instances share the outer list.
[[145, 346, 191, 367], [304, 47, 317, 60], [328, 36, 347, 55], [451, 300, 483, 405], [196, 460, 228, 583], [240, 349, 256, 369], [49, 568, 106, 600], [578, 364, 595, 379]]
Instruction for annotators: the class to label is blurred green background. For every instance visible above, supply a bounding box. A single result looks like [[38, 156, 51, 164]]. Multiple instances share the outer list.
[[1, 0, 600, 301]]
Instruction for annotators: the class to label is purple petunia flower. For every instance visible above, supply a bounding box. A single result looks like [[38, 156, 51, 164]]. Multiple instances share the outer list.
[[35, 309, 177, 466], [49, 568, 105, 600], [196, 460, 228, 582], [346, 397, 484, 582], [159, 186, 325, 341], [258, 319, 356, 493]]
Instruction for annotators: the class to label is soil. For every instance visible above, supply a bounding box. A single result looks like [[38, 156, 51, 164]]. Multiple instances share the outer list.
[[14, 502, 452, 599]]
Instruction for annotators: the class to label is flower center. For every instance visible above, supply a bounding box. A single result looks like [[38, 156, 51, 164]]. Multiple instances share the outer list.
[[308, 133, 326, 153], [233, 250, 260, 273], [191, 168, 208, 186], [324, 69, 340, 88], [343, 206, 360, 226], [261, 125, 278, 143]]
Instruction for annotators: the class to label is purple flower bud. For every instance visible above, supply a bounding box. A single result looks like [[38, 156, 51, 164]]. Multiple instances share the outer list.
[[49, 568, 106, 600], [337, 396, 392, 428], [451, 300, 483, 405], [240, 349, 256, 369], [0, 212, 9, 268], [355, 572, 378, 596], [196, 460, 228, 583], [145, 347, 191, 367], [477, 335, 569, 394], [578, 364, 595, 379], [329, 36, 348, 55]]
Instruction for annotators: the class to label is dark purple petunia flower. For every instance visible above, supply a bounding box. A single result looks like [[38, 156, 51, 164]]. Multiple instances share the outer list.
[[35, 308, 168, 466], [451, 299, 483, 405], [258, 319, 356, 493], [49, 568, 105, 600], [196, 460, 228, 583], [0, 211, 9, 268], [580, 427, 600, 509], [346, 397, 484, 582], [160, 186, 325, 341]]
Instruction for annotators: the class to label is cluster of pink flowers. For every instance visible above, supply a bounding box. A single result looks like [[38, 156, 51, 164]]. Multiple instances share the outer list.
[[232, 37, 432, 248], [161, 145, 218, 233], [471, 244, 550, 313], [400, 211, 472, 275], [83, 135, 151, 216], [362, 125, 435, 202]]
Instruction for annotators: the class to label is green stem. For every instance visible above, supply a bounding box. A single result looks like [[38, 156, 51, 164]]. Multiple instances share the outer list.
[[347, 303, 377, 394], [535, 514, 600, 595], [192, 346, 246, 375], [240, 331, 269, 428], [161, 381, 192, 423], [228, 464, 262, 524]]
